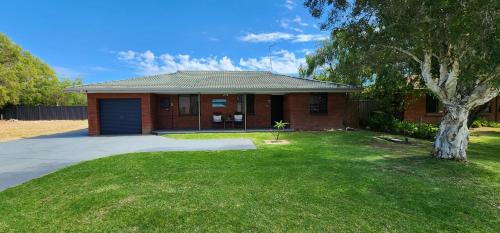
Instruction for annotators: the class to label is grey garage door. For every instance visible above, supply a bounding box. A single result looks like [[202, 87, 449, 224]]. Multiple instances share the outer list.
[[99, 99, 142, 134]]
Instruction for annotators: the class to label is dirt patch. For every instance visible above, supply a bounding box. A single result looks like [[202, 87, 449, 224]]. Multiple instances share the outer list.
[[0, 120, 87, 141], [264, 140, 290, 145]]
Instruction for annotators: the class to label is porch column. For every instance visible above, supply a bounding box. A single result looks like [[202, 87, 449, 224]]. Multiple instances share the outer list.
[[198, 94, 201, 131], [244, 94, 247, 131]]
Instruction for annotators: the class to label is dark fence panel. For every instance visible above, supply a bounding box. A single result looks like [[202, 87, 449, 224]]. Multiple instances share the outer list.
[[1, 106, 87, 120], [358, 100, 376, 124]]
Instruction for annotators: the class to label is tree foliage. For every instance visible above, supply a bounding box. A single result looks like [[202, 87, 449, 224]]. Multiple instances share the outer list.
[[0, 33, 86, 108], [300, 33, 420, 117], [304, 0, 499, 160]]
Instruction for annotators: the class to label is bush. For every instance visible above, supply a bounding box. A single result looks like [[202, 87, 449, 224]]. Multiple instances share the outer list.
[[368, 112, 438, 140], [471, 119, 500, 128]]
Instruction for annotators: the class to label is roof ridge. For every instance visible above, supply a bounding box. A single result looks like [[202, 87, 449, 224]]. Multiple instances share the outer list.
[[274, 74, 355, 88], [88, 73, 165, 86], [177, 70, 272, 73]]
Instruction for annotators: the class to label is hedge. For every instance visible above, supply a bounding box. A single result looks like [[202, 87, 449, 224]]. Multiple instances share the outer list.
[[368, 111, 438, 140]]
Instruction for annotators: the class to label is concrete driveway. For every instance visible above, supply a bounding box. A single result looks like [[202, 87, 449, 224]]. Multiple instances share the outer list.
[[0, 129, 255, 191]]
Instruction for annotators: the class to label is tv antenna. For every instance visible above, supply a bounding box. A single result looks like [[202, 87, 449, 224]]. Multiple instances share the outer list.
[[268, 43, 277, 72]]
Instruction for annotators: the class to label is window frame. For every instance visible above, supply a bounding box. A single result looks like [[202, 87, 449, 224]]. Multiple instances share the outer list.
[[425, 94, 443, 114], [309, 93, 328, 115], [178, 94, 199, 116]]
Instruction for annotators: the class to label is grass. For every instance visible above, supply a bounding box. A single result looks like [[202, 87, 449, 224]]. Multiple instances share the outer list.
[[0, 130, 498, 232], [0, 120, 87, 141]]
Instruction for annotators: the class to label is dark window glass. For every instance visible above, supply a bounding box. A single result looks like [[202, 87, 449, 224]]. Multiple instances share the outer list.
[[179, 95, 198, 115], [246, 94, 255, 115], [425, 94, 443, 113], [310, 93, 328, 114], [160, 97, 171, 109]]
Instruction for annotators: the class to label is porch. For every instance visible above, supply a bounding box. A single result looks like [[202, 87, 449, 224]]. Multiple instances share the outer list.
[[153, 93, 283, 131]]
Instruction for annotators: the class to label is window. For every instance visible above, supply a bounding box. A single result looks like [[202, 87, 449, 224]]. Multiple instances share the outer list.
[[425, 94, 443, 113], [179, 95, 198, 115], [211, 99, 227, 108], [159, 97, 171, 109], [246, 94, 255, 115], [310, 93, 328, 114]]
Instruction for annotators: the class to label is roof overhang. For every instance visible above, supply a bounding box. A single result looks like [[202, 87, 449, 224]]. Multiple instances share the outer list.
[[65, 87, 362, 94]]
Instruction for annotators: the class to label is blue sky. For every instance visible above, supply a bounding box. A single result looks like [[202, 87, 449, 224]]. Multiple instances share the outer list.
[[0, 0, 328, 83]]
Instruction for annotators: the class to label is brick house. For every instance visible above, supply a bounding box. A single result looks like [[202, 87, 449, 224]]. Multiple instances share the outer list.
[[67, 71, 360, 135], [403, 93, 500, 124]]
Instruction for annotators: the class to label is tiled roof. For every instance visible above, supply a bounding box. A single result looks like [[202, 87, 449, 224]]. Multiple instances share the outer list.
[[66, 71, 360, 93]]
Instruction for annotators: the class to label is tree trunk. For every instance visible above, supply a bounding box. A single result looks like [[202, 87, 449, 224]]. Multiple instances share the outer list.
[[432, 105, 470, 161]]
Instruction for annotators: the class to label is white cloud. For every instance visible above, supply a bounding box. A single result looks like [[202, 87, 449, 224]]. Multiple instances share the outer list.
[[118, 50, 305, 75], [284, 0, 295, 10], [240, 50, 305, 74], [118, 50, 242, 75], [278, 16, 310, 33], [240, 32, 328, 43], [239, 32, 293, 42], [118, 50, 136, 60], [292, 16, 308, 26], [278, 19, 303, 33], [293, 34, 328, 42], [141, 50, 155, 62]]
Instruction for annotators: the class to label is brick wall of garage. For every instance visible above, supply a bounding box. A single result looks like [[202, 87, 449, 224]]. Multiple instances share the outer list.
[[87, 93, 154, 135], [404, 95, 499, 124], [284, 93, 347, 130]]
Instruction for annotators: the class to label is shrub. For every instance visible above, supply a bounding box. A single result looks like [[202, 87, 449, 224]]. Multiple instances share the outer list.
[[271, 120, 289, 141], [471, 119, 500, 128], [368, 112, 438, 140]]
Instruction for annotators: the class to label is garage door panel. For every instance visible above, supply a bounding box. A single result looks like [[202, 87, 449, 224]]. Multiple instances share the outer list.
[[99, 99, 142, 134]]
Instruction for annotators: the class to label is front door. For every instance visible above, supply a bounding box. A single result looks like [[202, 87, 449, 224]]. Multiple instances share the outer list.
[[270, 95, 284, 127]]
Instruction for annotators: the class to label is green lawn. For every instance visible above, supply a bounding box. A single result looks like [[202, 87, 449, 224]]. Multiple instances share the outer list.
[[0, 130, 498, 232]]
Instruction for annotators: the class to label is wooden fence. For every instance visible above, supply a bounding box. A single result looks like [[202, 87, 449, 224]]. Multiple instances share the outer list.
[[1, 106, 87, 120], [357, 100, 376, 124]]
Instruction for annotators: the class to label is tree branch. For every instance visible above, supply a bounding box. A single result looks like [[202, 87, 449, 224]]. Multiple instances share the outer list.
[[385, 46, 422, 64], [420, 51, 447, 102]]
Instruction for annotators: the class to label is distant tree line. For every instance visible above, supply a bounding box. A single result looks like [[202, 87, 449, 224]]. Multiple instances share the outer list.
[[0, 33, 86, 109]]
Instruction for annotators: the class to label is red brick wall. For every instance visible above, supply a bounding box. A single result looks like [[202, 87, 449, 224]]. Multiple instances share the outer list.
[[155, 94, 271, 130], [87, 93, 154, 135], [404, 95, 499, 123], [284, 93, 347, 130], [403, 95, 442, 124], [88, 92, 354, 134], [246, 94, 271, 128]]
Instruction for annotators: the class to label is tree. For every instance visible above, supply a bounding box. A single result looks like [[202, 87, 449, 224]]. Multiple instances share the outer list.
[[300, 34, 421, 118], [59, 77, 87, 106], [0, 33, 86, 108], [305, 0, 499, 161]]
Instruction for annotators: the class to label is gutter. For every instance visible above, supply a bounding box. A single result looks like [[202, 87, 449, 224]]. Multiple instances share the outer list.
[[65, 87, 362, 94]]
